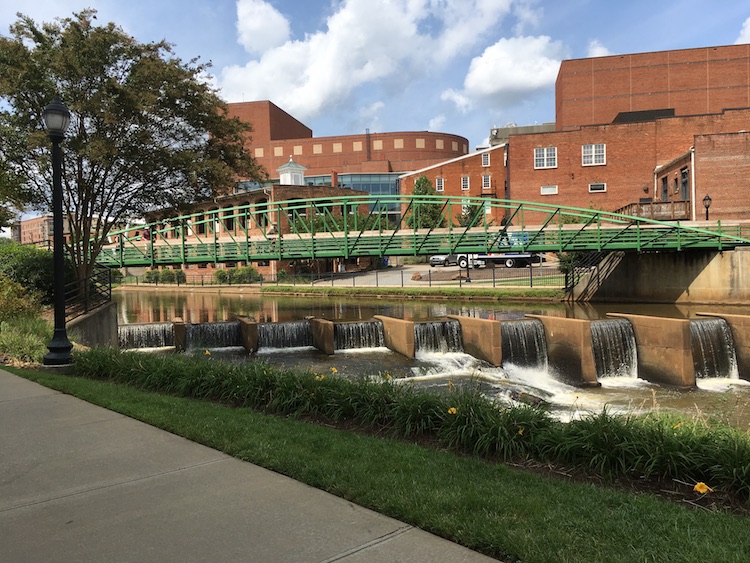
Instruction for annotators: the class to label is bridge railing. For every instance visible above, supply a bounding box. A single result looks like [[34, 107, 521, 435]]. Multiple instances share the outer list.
[[95, 195, 750, 268]]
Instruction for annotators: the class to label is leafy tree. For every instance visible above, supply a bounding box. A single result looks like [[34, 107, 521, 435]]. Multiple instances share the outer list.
[[0, 10, 267, 284], [457, 203, 486, 227], [406, 175, 446, 229], [0, 239, 60, 305]]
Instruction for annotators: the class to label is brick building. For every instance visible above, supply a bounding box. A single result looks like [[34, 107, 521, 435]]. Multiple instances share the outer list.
[[227, 100, 469, 179], [401, 43, 750, 224], [555, 44, 750, 130], [398, 144, 508, 225]]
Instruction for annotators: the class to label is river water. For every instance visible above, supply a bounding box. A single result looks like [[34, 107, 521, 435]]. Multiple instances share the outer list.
[[113, 289, 750, 428]]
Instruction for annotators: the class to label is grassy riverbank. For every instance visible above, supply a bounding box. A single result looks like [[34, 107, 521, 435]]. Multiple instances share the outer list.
[[11, 348, 750, 562]]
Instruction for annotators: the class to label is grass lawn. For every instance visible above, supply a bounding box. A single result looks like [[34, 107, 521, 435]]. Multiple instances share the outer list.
[[13, 366, 750, 563]]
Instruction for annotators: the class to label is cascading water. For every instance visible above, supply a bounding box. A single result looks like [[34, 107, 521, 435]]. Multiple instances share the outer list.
[[590, 318, 638, 378], [118, 322, 174, 349], [500, 319, 547, 370], [414, 320, 463, 353], [690, 318, 739, 379], [257, 320, 313, 349], [185, 321, 241, 350], [334, 320, 385, 350]]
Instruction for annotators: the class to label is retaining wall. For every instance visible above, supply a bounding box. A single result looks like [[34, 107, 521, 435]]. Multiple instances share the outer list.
[[68, 301, 118, 348]]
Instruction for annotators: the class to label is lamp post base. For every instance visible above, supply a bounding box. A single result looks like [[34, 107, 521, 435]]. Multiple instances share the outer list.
[[43, 329, 73, 366]]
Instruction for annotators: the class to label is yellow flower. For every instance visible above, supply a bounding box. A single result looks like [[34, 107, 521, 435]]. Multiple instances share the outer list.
[[385, 374, 393, 380], [448, 407, 458, 415], [330, 367, 338, 373], [517, 428, 524, 436], [315, 375, 326, 381], [447, 381, 455, 387], [693, 482, 713, 494], [673, 422, 683, 429], [204, 349, 211, 356]]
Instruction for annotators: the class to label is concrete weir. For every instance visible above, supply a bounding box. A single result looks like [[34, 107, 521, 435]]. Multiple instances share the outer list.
[[131, 311, 750, 389], [525, 315, 599, 387], [608, 313, 696, 388]]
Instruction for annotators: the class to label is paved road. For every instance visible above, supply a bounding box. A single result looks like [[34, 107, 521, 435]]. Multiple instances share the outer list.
[[0, 369, 498, 562]]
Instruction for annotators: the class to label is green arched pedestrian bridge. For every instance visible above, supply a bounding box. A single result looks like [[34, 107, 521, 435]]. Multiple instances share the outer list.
[[95, 195, 750, 268]]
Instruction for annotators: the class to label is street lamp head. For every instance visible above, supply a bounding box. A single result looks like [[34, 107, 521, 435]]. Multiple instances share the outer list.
[[43, 95, 71, 139], [702, 194, 712, 210]]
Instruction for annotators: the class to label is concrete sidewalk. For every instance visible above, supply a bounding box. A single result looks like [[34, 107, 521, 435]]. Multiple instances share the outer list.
[[0, 369, 497, 562]]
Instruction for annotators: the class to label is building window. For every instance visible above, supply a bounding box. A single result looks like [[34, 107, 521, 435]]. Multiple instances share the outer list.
[[435, 177, 444, 192], [481, 152, 490, 167], [588, 182, 607, 193], [534, 147, 557, 169], [461, 176, 470, 191], [482, 175, 491, 189], [582, 143, 606, 166], [540, 185, 558, 195]]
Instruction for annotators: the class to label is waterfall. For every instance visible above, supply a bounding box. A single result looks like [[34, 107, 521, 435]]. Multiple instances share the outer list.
[[690, 318, 739, 379], [334, 320, 385, 350], [185, 321, 241, 350], [590, 318, 638, 378], [414, 320, 463, 353], [501, 319, 548, 370], [258, 320, 313, 349], [118, 322, 174, 349]]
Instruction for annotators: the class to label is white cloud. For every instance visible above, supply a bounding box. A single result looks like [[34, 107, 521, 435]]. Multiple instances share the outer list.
[[444, 35, 564, 110], [587, 39, 613, 58], [441, 89, 472, 113], [428, 114, 446, 131], [736, 17, 750, 44], [218, 0, 525, 121], [236, 0, 290, 55]]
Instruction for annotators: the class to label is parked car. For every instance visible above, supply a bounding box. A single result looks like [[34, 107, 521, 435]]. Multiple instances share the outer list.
[[429, 254, 456, 267]]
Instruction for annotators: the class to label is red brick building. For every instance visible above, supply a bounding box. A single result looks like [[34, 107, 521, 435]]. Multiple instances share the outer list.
[[405, 43, 750, 224], [227, 101, 470, 179], [555, 44, 750, 130], [399, 144, 508, 225]]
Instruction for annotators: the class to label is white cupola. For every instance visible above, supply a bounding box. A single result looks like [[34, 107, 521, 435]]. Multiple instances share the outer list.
[[277, 156, 307, 186]]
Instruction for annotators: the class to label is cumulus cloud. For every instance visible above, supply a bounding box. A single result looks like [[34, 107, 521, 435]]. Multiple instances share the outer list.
[[236, 0, 290, 55], [443, 35, 564, 110], [219, 0, 528, 121], [428, 114, 446, 131], [736, 17, 750, 44], [587, 39, 613, 58]]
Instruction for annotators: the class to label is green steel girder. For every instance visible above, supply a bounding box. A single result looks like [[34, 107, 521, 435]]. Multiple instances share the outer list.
[[94, 195, 750, 268]]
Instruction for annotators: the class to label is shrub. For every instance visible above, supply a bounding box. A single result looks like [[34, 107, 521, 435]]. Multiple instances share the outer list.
[[142, 269, 160, 283], [0, 317, 51, 363], [0, 273, 42, 322], [226, 266, 259, 284], [0, 239, 58, 304], [214, 269, 228, 284], [159, 269, 176, 284]]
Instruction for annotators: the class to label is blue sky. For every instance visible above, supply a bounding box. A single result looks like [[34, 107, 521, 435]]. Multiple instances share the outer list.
[[2, 0, 750, 150]]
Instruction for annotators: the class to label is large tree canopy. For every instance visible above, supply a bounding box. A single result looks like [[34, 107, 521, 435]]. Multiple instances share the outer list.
[[406, 174, 446, 229], [0, 10, 266, 282]]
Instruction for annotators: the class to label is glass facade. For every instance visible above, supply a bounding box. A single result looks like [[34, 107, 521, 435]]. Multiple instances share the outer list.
[[306, 173, 402, 216]]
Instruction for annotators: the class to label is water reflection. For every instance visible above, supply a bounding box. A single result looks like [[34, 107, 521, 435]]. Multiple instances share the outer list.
[[114, 288, 750, 325]]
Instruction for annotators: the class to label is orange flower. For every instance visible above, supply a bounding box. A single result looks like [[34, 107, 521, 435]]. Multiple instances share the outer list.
[[693, 482, 713, 494], [315, 375, 325, 381], [204, 349, 211, 356], [330, 367, 338, 373], [517, 428, 524, 436], [673, 422, 683, 429], [448, 407, 458, 415]]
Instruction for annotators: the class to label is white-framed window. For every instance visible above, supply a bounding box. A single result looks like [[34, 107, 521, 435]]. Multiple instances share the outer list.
[[582, 143, 606, 166], [481, 152, 490, 167], [540, 185, 558, 196], [461, 176, 470, 191], [482, 174, 491, 189], [534, 147, 557, 169], [435, 177, 444, 192], [588, 182, 607, 193]]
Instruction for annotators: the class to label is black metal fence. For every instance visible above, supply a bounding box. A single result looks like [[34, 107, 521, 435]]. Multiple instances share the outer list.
[[65, 267, 112, 322]]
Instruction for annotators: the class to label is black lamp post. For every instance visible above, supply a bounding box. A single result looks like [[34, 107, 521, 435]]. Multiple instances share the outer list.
[[42, 95, 73, 366], [702, 194, 712, 221]]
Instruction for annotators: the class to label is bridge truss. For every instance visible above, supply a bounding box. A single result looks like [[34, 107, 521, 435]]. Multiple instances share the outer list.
[[95, 195, 750, 268]]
